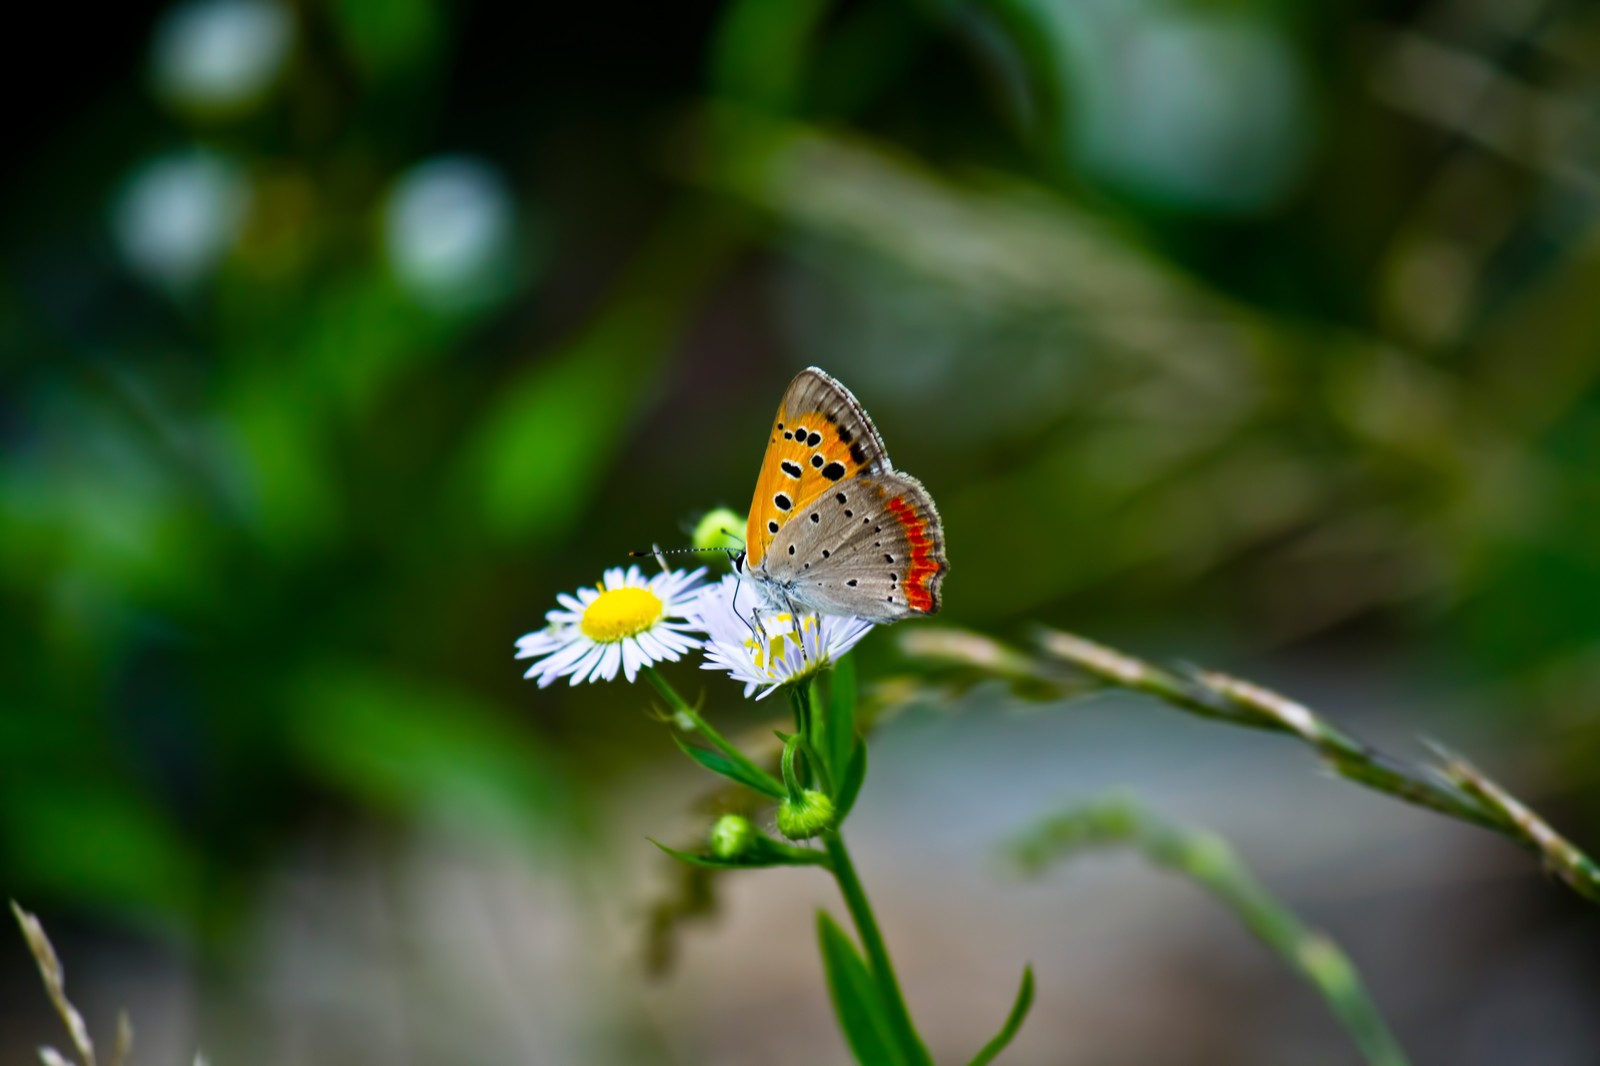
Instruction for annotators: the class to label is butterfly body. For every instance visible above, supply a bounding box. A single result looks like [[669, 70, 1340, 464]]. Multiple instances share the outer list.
[[738, 368, 947, 624]]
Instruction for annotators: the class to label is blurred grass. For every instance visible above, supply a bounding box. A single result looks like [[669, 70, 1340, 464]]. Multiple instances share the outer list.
[[1011, 794, 1412, 1066]]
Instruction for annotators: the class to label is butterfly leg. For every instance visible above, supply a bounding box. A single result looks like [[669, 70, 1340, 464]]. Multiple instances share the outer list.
[[783, 593, 805, 641]]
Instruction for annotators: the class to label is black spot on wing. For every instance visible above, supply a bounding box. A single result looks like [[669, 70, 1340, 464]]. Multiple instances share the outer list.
[[767, 520, 779, 534], [811, 454, 824, 469], [850, 442, 867, 465], [781, 460, 803, 478], [821, 462, 846, 481], [774, 493, 792, 511], [807, 432, 822, 447], [810, 513, 820, 524]]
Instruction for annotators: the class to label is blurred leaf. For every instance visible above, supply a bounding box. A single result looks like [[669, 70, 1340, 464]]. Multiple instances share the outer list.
[[817, 910, 904, 1066], [1012, 795, 1411, 1066], [328, 0, 445, 83], [221, 374, 341, 557], [455, 202, 742, 543], [0, 780, 199, 914], [709, 0, 832, 112], [297, 271, 445, 416], [965, 965, 1035, 1066], [290, 667, 559, 841]]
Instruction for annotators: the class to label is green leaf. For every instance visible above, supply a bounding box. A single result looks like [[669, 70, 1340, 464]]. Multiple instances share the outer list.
[[823, 655, 858, 782], [672, 735, 785, 799], [817, 911, 905, 1066], [833, 740, 868, 822], [966, 965, 1036, 1066]]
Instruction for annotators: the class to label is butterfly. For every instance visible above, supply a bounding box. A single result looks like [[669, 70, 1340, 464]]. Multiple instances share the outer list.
[[733, 367, 947, 624]]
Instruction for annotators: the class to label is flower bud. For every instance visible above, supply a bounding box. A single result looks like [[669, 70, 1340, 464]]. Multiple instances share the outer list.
[[776, 789, 836, 841], [710, 814, 757, 859], [692, 508, 745, 559]]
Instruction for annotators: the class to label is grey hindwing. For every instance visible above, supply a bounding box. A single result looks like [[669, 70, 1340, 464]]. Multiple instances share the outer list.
[[762, 471, 946, 623]]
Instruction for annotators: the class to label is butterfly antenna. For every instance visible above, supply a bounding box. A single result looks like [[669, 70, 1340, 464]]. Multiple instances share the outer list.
[[626, 546, 740, 559], [628, 526, 744, 558]]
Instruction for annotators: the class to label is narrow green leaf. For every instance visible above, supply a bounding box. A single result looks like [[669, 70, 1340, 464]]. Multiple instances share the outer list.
[[834, 740, 868, 822], [825, 655, 858, 781], [816, 911, 905, 1066], [966, 965, 1036, 1066], [672, 736, 785, 799]]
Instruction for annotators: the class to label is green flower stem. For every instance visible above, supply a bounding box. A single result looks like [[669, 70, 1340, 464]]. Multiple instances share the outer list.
[[780, 733, 806, 804], [643, 667, 785, 796], [823, 830, 933, 1066]]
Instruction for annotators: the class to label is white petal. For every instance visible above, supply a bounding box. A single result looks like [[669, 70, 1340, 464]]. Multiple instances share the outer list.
[[532, 635, 594, 676], [596, 642, 623, 682], [515, 632, 559, 657], [556, 592, 586, 613], [621, 639, 646, 682], [533, 637, 592, 685], [566, 644, 607, 686], [642, 631, 683, 663]]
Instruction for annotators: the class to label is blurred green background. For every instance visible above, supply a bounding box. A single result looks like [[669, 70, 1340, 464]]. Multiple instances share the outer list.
[[4, 0, 1600, 1062]]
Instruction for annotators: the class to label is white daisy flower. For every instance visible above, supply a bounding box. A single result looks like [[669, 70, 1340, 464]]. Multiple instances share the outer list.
[[688, 574, 875, 699], [516, 566, 706, 686]]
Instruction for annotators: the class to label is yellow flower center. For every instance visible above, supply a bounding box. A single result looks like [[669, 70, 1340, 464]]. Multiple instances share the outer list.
[[581, 586, 663, 642]]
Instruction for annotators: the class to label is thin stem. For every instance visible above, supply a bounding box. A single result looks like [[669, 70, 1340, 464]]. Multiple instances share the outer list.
[[900, 628, 1600, 908], [1032, 631, 1600, 904], [643, 667, 784, 796], [823, 831, 933, 1066], [780, 733, 806, 804]]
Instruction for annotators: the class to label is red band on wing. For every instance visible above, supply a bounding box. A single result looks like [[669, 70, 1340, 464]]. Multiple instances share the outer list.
[[885, 495, 939, 613]]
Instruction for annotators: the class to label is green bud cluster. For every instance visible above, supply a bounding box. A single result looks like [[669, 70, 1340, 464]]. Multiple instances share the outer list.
[[711, 814, 758, 859], [777, 789, 836, 841]]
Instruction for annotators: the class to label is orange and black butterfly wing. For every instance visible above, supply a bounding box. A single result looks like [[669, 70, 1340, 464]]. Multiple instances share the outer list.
[[744, 368, 889, 569]]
